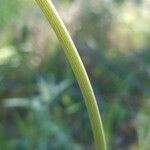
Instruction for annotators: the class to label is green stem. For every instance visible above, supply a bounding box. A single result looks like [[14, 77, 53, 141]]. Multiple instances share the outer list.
[[35, 0, 106, 149]]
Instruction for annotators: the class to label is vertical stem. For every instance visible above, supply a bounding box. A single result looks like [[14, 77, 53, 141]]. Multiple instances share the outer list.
[[35, 0, 107, 149]]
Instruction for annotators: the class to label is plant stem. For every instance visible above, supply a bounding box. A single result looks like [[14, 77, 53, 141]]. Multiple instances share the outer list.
[[35, 0, 107, 149]]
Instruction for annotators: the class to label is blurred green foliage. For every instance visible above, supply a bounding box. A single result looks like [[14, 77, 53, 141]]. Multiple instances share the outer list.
[[0, 0, 149, 149], [0, 0, 20, 27], [136, 100, 150, 150]]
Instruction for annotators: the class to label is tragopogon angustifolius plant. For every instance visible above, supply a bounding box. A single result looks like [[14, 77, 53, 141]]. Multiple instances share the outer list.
[[35, 0, 107, 149]]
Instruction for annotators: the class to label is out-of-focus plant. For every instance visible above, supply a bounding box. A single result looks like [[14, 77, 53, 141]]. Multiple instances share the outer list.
[[0, 78, 74, 150], [136, 100, 150, 150], [0, 0, 20, 28]]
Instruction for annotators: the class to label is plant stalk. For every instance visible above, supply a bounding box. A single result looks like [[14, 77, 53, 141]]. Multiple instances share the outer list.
[[35, 0, 106, 149]]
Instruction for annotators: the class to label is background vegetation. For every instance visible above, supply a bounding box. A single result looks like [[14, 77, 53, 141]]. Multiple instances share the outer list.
[[0, 0, 149, 149]]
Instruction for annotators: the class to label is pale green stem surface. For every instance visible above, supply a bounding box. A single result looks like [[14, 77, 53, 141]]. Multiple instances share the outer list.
[[35, 0, 107, 149]]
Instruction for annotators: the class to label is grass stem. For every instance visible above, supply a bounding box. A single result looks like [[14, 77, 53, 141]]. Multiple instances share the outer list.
[[35, 0, 107, 149]]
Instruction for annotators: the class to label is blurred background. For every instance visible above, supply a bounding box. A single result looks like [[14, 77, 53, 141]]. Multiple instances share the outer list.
[[0, 0, 149, 149]]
